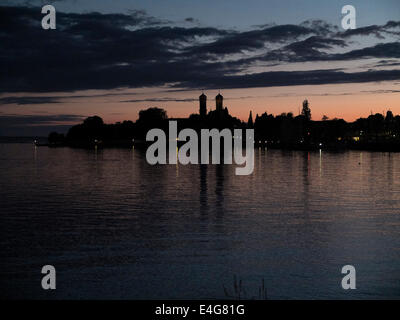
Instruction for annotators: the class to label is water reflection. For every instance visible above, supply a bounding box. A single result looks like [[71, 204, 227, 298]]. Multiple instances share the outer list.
[[0, 145, 399, 299], [199, 164, 208, 219], [215, 164, 225, 221], [302, 152, 310, 215]]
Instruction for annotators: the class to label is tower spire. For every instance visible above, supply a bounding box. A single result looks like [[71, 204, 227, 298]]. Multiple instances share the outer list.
[[216, 91, 223, 112], [199, 91, 207, 118]]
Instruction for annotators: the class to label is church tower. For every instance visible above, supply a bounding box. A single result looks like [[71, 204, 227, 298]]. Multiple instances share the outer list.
[[199, 92, 207, 118], [248, 110, 253, 128], [216, 92, 223, 112]]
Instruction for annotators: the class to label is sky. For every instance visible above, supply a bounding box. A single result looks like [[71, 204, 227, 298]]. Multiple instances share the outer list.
[[0, 0, 399, 135]]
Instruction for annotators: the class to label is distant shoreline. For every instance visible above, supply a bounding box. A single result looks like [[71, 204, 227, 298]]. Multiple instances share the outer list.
[[0, 136, 47, 143], [3, 136, 400, 153]]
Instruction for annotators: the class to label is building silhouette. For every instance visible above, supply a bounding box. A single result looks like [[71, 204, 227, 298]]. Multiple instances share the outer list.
[[56, 91, 400, 152], [199, 92, 207, 118], [216, 92, 223, 112], [199, 92, 225, 117], [248, 111, 253, 127]]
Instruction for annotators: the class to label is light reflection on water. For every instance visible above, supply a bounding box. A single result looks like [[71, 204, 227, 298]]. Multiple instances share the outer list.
[[0, 143, 399, 299]]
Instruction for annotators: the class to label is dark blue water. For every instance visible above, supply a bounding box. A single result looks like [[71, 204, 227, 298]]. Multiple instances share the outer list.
[[0, 143, 399, 299]]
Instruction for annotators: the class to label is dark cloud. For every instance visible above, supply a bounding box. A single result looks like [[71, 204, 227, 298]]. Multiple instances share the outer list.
[[375, 60, 400, 67], [279, 36, 347, 61], [186, 24, 314, 56], [254, 40, 400, 63], [0, 92, 143, 105], [0, 113, 85, 135], [0, 5, 399, 94], [121, 97, 197, 103], [300, 20, 338, 35], [340, 25, 386, 39], [120, 95, 261, 103], [0, 114, 85, 126], [0, 96, 61, 105], [361, 89, 400, 94], [338, 20, 400, 39], [0, 6, 230, 92], [184, 17, 200, 24], [177, 69, 400, 90], [330, 42, 400, 60]]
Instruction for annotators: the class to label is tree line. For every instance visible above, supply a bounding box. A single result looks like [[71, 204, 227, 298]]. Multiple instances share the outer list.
[[48, 100, 400, 151]]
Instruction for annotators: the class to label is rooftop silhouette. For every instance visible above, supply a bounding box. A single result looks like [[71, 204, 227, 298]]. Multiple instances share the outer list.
[[46, 93, 400, 152]]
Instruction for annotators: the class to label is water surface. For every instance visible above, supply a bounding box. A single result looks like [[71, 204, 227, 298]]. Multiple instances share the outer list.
[[0, 143, 399, 299]]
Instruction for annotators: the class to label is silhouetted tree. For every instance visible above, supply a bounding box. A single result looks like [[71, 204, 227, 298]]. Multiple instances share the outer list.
[[66, 115, 106, 146], [386, 110, 394, 122], [48, 131, 65, 144], [301, 99, 311, 121], [138, 107, 167, 124], [53, 97, 400, 151], [83, 116, 104, 127], [135, 107, 168, 140]]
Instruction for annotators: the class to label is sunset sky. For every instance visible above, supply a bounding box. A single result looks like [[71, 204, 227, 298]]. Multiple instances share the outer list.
[[1, 0, 399, 135]]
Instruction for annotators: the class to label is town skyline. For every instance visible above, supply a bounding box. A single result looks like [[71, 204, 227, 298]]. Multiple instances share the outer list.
[[1, 2, 399, 135], [1, 86, 399, 136]]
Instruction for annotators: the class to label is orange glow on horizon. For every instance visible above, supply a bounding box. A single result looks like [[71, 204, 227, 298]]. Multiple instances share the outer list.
[[1, 81, 399, 126]]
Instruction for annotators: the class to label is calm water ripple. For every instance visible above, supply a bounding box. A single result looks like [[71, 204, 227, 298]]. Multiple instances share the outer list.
[[0, 143, 399, 299]]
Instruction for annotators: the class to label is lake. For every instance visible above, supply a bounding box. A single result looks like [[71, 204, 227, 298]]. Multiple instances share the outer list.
[[0, 143, 399, 299]]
